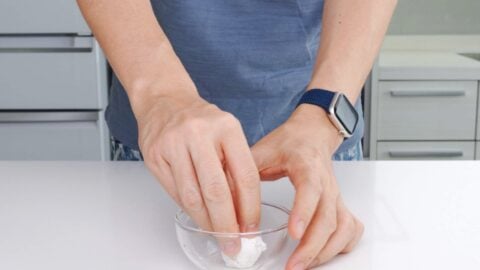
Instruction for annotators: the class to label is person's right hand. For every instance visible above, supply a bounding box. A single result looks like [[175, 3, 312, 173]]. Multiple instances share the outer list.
[[135, 92, 261, 256]]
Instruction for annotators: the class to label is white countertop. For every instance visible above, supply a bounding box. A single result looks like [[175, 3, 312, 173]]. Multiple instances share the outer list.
[[1, 161, 480, 270], [379, 35, 480, 80]]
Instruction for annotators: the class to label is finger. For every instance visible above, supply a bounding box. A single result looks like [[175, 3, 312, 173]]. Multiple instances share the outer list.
[[257, 166, 286, 181], [250, 138, 271, 172], [342, 218, 364, 254], [251, 136, 286, 181], [169, 148, 212, 231], [288, 165, 322, 240], [286, 193, 338, 270], [189, 141, 240, 256], [222, 127, 261, 232], [308, 201, 357, 267], [145, 155, 181, 205], [224, 169, 237, 206]]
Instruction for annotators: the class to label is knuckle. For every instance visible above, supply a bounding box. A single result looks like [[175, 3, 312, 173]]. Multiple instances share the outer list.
[[143, 147, 157, 164], [154, 139, 174, 161], [357, 219, 365, 235], [289, 148, 320, 163], [340, 213, 356, 232], [301, 250, 318, 265], [342, 246, 354, 254], [290, 159, 318, 176], [160, 129, 178, 147], [185, 117, 208, 134], [203, 178, 229, 203], [295, 200, 317, 221], [145, 143, 163, 165], [237, 169, 260, 189], [298, 235, 324, 260], [324, 215, 338, 234], [293, 249, 315, 266], [205, 103, 220, 112], [170, 193, 181, 205], [180, 187, 204, 212], [221, 112, 240, 127], [306, 179, 323, 197], [310, 257, 322, 267]]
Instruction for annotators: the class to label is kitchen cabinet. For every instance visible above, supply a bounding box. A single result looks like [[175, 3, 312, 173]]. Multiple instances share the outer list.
[[377, 80, 477, 140], [377, 141, 475, 160], [0, 0, 89, 34], [0, 1, 109, 160], [477, 83, 480, 141], [0, 36, 106, 109], [0, 112, 107, 160], [476, 142, 480, 160], [368, 36, 480, 160]]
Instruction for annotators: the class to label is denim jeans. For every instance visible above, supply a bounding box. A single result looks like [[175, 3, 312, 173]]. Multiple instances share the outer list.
[[111, 138, 363, 161]]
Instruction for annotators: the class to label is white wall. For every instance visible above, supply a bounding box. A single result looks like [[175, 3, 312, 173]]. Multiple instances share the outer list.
[[388, 0, 480, 35]]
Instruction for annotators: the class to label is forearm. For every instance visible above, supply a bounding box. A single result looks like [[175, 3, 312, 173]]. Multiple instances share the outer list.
[[77, 0, 198, 118], [308, 0, 397, 102]]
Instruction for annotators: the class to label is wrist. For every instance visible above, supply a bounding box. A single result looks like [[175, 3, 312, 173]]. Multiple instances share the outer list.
[[291, 104, 344, 154], [129, 76, 200, 116], [126, 42, 200, 121], [308, 61, 362, 104], [130, 83, 201, 126]]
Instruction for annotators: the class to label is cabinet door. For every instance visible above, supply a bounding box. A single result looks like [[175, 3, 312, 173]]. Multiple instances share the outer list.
[[0, 112, 103, 160], [377, 141, 475, 160], [377, 81, 478, 140], [0, 0, 89, 34], [0, 36, 106, 109], [476, 143, 480, 160], [477, 83, 480, 141]]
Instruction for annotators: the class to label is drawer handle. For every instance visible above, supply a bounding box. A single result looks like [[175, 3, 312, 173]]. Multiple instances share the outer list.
[[388, 150, 464, 158], [0, 35, 93, 52], [0, 112, 98, 123], [390, 90, 466, 97]]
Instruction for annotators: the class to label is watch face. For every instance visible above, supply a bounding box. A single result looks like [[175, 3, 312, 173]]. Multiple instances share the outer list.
[[334, 94, 359, 135]]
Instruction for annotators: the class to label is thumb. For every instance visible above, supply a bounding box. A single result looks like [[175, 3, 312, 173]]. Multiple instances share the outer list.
[[251, 139, 284, 181], [250, 139, 271, 171]]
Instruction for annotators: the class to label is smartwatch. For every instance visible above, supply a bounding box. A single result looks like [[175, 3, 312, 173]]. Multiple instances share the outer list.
[[296, 89, 359, 138]]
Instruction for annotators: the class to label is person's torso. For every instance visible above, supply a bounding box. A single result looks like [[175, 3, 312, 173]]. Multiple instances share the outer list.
[[106, 0, 364, 153]]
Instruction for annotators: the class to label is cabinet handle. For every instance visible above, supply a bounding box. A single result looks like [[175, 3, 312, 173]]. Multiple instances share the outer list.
[[0, 35, 93, 52], [0, 112, 98, 123], [388, 150, 464, 158], [390, 90, 466, 97]]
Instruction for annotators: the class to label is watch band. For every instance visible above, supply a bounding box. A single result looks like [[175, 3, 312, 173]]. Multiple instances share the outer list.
[[296, 89, 336, 112]]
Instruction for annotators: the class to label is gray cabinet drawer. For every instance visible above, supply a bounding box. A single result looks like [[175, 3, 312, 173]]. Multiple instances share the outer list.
[[0, 36, 106, 109], [477, 83, 480, 141], [377, 81, 478, 140], [0, 112, 103, 160], [476, 143, 480, 160], [377, 141, 475, 160], [0, 0, 89, 34]]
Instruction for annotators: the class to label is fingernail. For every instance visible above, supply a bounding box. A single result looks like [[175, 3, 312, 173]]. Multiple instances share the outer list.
[[241, 223, 258, 233], [247, 223, 258, 232], [222, 240, 238, 255], [296, 219, 305, 238], [292, 262, 305, 270]]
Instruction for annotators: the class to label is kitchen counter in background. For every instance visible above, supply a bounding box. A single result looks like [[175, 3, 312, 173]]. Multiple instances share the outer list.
[[379, 51, 480, 80], [367, 35, 480, 160], [1, 161, 479, 269]]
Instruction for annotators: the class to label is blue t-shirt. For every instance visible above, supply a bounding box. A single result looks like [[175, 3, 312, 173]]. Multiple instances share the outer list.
[[106, 0, 364, 154]]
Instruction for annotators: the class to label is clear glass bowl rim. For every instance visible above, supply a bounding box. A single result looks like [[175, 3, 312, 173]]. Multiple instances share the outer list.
[[175, 202, 290, 237]]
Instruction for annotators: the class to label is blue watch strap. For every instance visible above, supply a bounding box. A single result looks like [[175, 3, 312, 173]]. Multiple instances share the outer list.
[[296, 89, 336, 111]]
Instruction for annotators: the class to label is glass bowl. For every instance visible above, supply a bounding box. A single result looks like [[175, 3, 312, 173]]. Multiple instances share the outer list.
[[175, 202, 290, 270]]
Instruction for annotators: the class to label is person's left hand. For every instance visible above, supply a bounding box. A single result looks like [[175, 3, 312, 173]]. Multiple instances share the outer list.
[[251, 104, 364, 270]]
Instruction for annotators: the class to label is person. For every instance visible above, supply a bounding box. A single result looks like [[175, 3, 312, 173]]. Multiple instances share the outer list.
[[77, 0, 396, 269]]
